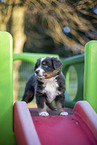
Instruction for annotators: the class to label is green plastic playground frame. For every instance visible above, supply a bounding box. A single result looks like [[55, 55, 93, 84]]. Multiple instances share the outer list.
[[0, 32, 16, 144], [13, 53, 59, 63], [0, 31, 97, 145], [84, 40, 97, 113], [62, 54, 84, 108]]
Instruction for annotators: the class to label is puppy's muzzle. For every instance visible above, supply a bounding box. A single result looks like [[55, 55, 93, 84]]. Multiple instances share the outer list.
[[35, 68, 45, 78], [36, 70, 40, 75]]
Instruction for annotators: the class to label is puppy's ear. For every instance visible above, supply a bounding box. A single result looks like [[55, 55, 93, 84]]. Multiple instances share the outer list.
[[52, 57, 62, 70], [34, 58, 40, 71], [34, 63, 37, 71]]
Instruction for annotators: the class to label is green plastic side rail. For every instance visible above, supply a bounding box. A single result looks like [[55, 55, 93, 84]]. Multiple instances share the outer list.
[[13, 53, 59, 64], [0, 32, 16, 144], [62, 54, 84, 67], [84, 40, 97, 113], [62, 54, 84, 108]]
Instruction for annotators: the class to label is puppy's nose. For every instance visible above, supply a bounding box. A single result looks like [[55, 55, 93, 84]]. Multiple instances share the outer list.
[[36, 70, 40, 74]]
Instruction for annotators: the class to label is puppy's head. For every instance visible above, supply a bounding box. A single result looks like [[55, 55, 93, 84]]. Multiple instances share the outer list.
[[34, 57, 62, 79]]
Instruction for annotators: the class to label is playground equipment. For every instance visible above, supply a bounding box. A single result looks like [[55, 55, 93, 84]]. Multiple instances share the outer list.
[[0, 31, 97, 145]]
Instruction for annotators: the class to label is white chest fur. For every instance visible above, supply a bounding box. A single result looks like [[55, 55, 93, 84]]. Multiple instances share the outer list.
[[42, 77, 61, 103]]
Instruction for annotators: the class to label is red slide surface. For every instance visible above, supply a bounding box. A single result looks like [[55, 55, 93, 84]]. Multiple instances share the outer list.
[[14, 101, 97, 145], [33, 115, 96, 145]]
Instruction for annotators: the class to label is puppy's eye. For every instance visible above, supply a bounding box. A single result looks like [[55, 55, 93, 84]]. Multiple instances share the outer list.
[[43, 61, 46, 65], [42, 61, 48, 67]]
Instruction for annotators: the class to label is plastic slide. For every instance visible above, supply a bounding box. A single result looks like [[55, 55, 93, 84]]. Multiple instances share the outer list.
[[14, 101, 97, 145], [0, 31, 97, 145], [12, 40, 97, 145]]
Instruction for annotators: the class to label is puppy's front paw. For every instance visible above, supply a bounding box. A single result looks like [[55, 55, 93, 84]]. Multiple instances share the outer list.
[[39, 112, 49, 117], [60, 111, 68, 116]]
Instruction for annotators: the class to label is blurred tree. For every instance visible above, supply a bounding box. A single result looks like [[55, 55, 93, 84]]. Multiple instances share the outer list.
[[0, 0, 26, 53], [0, 0, 97, 57], [23, 0, 97, 57], [11, 1, 26, 103], [0, 0, 13, 30]]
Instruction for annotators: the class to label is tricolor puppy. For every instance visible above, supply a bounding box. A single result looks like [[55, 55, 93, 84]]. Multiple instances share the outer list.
[[22, 57, 68, 117]]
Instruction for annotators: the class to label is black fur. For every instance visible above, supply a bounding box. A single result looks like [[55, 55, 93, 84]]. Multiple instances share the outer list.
[[22, 57, 66, 114]]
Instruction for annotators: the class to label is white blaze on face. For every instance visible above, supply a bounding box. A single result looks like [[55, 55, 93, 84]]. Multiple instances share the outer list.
[[35, 67, 45, 76], [41, 57, 46, 62], [35, 57, 46, 77]]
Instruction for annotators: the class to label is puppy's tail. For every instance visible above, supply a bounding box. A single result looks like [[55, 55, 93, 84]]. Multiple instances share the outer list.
[[22, 90, 34, 103]]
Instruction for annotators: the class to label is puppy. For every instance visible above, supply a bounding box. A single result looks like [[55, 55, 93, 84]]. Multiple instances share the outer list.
[[22, 57, 68, 117]]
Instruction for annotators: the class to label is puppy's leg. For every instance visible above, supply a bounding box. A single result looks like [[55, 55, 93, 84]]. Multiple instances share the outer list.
[[46, 101, 57, 111], [55, 94, 68, 116], [22, 90, 34, 103], [36, 92, 49, 117], [38, 103, 49, 117], [22, 75, 35, 103]]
